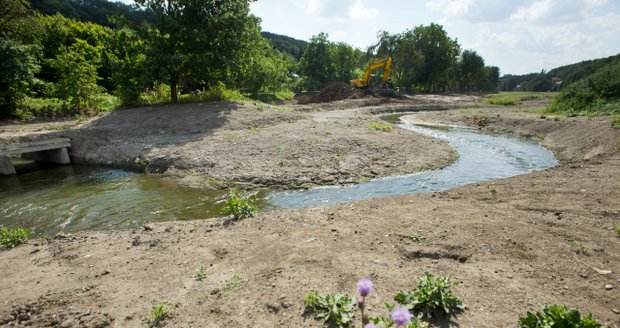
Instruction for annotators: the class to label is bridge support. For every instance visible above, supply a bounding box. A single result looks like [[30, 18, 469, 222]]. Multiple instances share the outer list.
[[0, 156, 16, 175]]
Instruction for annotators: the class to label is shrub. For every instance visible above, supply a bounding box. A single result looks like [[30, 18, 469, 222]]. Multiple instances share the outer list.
[[220, 189, 258, 219], [518, 304, 603, 328], [304, 290, 356, 326], [0, 227, 30, 249], [394, 272, 463, 319]]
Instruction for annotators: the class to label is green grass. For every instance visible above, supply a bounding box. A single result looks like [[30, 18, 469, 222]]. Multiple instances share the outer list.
[[220, 189, 258, 219], [368, 120, 394, 132], [221, 273, 248, 295], [485, 92, 558, 106], [611, 115, 620, 129], [15, 94, 120, 119]]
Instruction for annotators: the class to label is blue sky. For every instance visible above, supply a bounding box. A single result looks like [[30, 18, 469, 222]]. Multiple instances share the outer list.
[[118, 0, 620, 75]]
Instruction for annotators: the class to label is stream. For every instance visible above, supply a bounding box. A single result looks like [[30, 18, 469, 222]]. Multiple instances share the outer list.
[[0, 115, 558, 236]]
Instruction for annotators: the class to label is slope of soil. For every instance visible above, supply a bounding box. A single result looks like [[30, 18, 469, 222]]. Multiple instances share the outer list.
[[1, 97, 619, 328]]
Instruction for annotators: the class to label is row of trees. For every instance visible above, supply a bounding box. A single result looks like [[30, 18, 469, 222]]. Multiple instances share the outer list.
[[298, 24, 499, 94], [1, 0, 501, 117]]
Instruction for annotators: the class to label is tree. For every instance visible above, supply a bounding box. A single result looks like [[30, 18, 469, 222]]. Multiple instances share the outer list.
[[48, 39, 103, 109], [410, 23, 460, 92], [136, 0, 260, 102], [458, 50, 486, 92], [0, 39, 40, 115], [0, 0, 29, 36], [332, 42, 361, 82], [299, 33, 334, 90]]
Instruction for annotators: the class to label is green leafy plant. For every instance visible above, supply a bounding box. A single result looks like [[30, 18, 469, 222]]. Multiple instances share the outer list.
[[369, 120, 394, 132], [194, 265, 207, 281], [304, 290, 356, 326], [220, 189, 258, 219], [409, 235, 425, 243], [489, 186, 497, 194], [0, 227, 30, 249], [518, 304, 603, 328], [614, 225, 620, 237], [147, 303, 175, 328], [395, 272, 463, 319]]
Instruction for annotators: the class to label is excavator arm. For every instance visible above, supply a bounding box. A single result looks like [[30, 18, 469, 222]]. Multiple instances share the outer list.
[[350, 57, 392, 88]]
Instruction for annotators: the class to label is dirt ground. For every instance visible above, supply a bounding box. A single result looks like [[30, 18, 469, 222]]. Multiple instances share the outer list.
[[1, 95, 619, 328]]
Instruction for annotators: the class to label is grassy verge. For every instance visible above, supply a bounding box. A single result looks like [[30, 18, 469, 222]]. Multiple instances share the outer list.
[[15, 94, 121, 119], [484, 92, 558, 106]]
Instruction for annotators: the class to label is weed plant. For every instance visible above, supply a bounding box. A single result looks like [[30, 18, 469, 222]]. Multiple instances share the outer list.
[[305, 290, 356, 326], [394, 272, 463, 319], [194, 265, 207, 281], [0, 227, 30, 249], [518, 304, 603, 328], [147, 303, 175, 328], [220, 189, 258, 219]]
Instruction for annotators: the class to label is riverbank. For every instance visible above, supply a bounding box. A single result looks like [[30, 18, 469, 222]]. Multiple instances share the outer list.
[[1, 96, 619, 327]]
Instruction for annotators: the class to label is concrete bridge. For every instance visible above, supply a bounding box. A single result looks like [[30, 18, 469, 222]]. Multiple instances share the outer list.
[[0, 138, 71, 175]]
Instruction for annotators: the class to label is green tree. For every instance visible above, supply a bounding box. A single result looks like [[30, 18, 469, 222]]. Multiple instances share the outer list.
[[299, 32, 334, 90], [137, 0, 260, 102], [458, 49, 486, 92], [332, 42, 361, 82], [107, 27, 148, 104], [0, 39, 40, 115], [48, 39, 103, 109], [0, 0, 29, 36], [410, 23, 460, 92]]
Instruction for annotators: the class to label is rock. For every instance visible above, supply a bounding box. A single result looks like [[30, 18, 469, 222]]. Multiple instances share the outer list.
[[131, 236, 140, 246], [605, 284, 613, 290]]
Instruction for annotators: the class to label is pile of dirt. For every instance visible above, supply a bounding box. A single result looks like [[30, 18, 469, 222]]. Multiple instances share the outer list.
[[297, 82, 366, 104]]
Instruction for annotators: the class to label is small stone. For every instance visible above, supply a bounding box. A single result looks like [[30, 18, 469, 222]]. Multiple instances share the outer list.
[[612, 309, 619, 314], [605, 284, 613, 290], [142, 225, 153, 231], [131, 237, 140, 246]]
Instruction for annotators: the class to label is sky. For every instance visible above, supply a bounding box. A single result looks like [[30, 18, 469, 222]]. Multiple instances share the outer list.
[[115, 0, 620, 76], [249, 0, 620, 75]]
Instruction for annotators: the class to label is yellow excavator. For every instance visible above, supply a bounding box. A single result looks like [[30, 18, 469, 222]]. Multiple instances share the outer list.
[[350, 56, 397, 96]]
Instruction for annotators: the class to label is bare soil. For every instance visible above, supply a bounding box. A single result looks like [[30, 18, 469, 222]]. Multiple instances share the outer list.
[[1, 96, 619, 328]]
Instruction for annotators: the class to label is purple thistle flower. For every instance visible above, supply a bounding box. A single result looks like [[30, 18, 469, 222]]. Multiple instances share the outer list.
[[365, 324, 377, 328], [391, 307, 412, 326], [357, 278, 373, 297]]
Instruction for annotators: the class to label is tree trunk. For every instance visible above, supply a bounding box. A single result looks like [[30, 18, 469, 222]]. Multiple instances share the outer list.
[[170, 73, 179, 103]]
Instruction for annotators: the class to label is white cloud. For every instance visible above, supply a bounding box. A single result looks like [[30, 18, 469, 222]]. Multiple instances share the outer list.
[[304, 0, 324, 15], [509, 0, 553, 22], [426, 0, 473, 17], [348, 0, 378, 20]]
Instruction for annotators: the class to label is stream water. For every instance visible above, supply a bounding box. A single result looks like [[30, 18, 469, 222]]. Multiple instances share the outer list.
[[0, 115, 558, 236]]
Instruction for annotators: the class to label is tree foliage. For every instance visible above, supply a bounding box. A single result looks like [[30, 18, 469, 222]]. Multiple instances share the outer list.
[[47, 39, 103, 109], [299, 33, 361, 90], [370, 24, 498, 93], [0, 39, 40, 115]]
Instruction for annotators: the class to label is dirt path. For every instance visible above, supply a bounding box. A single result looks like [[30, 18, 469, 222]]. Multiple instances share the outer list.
[[1, 97, 619, 328]]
